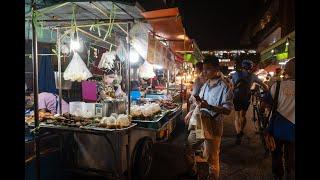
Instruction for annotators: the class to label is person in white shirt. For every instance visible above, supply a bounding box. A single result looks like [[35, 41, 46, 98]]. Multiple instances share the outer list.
[[263, 58, 295, 180], [184, 56, 233, 179]]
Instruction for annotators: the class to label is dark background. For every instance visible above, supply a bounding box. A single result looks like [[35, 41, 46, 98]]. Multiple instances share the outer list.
[[0, 0, 316, 179]]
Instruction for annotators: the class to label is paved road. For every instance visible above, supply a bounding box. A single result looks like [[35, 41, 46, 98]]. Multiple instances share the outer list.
[[147, 104, 274, 180]]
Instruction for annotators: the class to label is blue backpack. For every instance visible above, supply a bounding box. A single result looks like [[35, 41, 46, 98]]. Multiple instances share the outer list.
[[234, 72, 253, 100]]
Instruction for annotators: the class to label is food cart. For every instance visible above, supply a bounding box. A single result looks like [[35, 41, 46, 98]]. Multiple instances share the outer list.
[[25, 1, 183, 179]]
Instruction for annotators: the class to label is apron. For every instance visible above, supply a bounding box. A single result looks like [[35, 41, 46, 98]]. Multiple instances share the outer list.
[[54, 94, 60, 114]]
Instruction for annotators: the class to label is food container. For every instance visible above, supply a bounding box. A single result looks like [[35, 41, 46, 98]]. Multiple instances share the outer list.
[[54, 71, 72, 90], [82, 103, 96, 118], [101, 99, 127, 117], [69, 101, 85, 116], [95, 103, 103, 117]]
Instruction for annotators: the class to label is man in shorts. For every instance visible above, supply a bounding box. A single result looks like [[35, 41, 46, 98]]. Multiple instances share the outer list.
[[231, 60, 268, 144]]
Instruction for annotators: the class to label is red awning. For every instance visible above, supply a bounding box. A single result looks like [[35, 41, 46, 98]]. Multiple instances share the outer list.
[[141, 8, 194, 53], [141, 8, 184, 40]]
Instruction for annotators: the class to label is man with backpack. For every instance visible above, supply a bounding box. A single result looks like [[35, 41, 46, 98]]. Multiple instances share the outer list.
[[263, 58, 295, 180], [231, 60, 268, 145]]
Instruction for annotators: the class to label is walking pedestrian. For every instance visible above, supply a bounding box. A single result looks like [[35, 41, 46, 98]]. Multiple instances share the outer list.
[[184, 56, 233, 179], [263, 58, 295, 180], [231, 59, 268, 145]]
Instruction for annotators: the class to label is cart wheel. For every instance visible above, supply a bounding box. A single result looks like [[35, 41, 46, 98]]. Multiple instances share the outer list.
[[131, 137, 153, 179]]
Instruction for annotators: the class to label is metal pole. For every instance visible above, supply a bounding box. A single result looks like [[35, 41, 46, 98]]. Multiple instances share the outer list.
[[180, 64, 183, 103], [31, 1, 40, 180], [126, 22, 131, 180], [57, 28, 62, 115], [127, 23, 131, 116], [180, 77, 183, 103], [167, 69, 170, 95]]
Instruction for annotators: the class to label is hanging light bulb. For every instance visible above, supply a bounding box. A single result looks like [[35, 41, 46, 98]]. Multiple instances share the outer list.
[[70, 39, 81, 51], [130, 50, 139, 63]]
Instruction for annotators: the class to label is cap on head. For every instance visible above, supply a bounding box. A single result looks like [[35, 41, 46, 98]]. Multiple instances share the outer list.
[[203, 55, 219, 67], [241, 60, 253, 70]]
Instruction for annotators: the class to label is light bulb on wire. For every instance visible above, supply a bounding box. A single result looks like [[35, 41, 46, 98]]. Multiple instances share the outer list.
[[130, 50, 139, 63], [70, 39, 81, 52]]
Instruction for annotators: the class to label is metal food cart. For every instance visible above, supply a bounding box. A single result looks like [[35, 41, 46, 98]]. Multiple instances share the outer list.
[[25, 1, 183, 179]]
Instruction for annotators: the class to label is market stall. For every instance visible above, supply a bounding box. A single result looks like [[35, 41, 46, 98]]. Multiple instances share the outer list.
[[25, 1, 184, 179], [141, 7, 203, 105]]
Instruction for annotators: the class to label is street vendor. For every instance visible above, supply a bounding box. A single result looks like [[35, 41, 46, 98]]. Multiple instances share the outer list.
[[97, 69, 126, 102], [130, 80, 142, 101], [25, 90, 69, 115]]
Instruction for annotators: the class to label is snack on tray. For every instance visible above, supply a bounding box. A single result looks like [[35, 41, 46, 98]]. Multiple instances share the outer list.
[[141, 105, 153, 119], [159, 100, 178, 109], [131, 103, 162, 120], [110, 113, 118, 119], [25, 116, 34, 125], [99, 116, 117, 128], [131, 105, 142, 118], [39, 111, 54, 120], [150, 103, 161, 114], [117, 114, 131, 128]]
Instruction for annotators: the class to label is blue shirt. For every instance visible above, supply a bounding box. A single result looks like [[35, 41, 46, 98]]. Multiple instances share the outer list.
[[198, 78, 233, 118], [231, 71, 263, 87], [191, 77, 204, 96], [130, 90, 141, 101]]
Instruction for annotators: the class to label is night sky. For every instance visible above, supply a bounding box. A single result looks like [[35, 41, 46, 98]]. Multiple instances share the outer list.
[[177, 0, 265, 50]]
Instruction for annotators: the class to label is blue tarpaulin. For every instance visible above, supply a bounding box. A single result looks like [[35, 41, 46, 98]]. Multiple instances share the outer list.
[[38, 48, 57, 94]]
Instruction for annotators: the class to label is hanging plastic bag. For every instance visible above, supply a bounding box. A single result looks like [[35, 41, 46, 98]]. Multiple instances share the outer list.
[[138, 60, 156, 79], [63, 52, 93, 82], [116, 39, 127, 62], [130, 22, 151, 60], [98, 51, 116, 70]]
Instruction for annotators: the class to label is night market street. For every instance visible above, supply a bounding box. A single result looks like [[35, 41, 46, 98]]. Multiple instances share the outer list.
[[147, 104, 273, 180], [24, 1, 295, 179]]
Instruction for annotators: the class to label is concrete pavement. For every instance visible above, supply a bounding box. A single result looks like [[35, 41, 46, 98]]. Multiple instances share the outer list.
[[147, 104, 274, 180]]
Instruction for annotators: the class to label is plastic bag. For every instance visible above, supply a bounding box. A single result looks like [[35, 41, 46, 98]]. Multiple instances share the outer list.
[[116, 39, 127, 62], [189, 105, 199, 127], [98, 51, 116, 70], [138, 60, 155, 79], [63, 53, 93, 82], [130, 22, 151, 60], [187, 105, 205, 139]]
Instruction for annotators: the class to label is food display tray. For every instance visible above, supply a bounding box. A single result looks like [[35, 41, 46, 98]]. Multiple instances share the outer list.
[[34, 123, 137, 135], [131, 106, 181, 130]]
